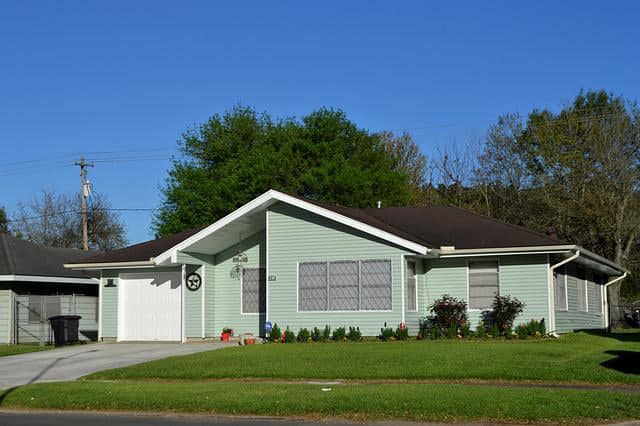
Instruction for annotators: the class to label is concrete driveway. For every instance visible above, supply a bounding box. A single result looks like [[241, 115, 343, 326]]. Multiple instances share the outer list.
[[0, 342, 231, 389]]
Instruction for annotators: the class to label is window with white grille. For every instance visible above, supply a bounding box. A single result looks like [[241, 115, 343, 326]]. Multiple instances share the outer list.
[[298, 260, 392, 312], [554, 266, 568, 311], [468, 260, 499, 309]]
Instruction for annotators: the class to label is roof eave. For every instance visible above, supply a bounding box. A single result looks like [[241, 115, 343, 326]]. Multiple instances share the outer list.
[[64, 259, 156, 270]]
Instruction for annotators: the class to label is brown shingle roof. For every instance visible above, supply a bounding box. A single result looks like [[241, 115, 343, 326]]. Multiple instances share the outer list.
[[74, 228, 201, 264], [68, 193, 565, 265], [0, 233, 95, 278]]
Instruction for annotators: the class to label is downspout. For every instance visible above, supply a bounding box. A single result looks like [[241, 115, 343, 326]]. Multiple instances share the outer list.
[[548, 250, 580, 336], [400, 254, 406, 325], [603, 272, 628, 331]]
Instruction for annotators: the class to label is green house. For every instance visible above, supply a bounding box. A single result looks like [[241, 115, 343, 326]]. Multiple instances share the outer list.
[[66, 190, 627, 341]]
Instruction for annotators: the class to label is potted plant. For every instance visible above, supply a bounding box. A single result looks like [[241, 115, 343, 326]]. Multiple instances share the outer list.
[[221, 327, 233, 342]]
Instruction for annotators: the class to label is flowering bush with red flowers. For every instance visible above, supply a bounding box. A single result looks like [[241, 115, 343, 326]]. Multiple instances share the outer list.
[[428, 294, 468, 331]]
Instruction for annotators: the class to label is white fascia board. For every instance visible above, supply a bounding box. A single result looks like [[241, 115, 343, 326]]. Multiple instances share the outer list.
[[154, 190, 429, 265], [0, 274, 98, 285], [436, 245, 577, 257], [64, 260, 156, 270], [436, 244, 627, 275]]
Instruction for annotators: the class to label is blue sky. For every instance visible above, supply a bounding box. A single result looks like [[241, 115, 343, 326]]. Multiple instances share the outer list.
[[1, 1, 638, 244]]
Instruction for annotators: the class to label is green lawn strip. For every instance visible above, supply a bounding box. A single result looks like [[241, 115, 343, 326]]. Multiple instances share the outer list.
[[86, 332, 640, 384], [0, 345, 52, 357], [1, 381, 638, 423]]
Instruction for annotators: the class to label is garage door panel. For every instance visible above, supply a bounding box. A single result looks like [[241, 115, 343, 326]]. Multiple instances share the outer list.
[[119, 272, 181, 341]]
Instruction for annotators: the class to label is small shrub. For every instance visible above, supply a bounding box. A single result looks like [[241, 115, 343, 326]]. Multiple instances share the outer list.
[[297, 328, 310, 342], [475, 321, 486, 338], [430, 326, 441, 340], [525, 319, 546, 337], [222, 327, 233, 335], [332, 326, 346, 341], [322, 325, 331, 341], [380, 322, 395, 341], [395, 323, 409, 340], [461, 322, 472, 338], [446, 324, 457, 339], [490, 323, 500, 338], [515, 323, 528, 339], [310, 327, 321, 342], [490, 294, 525, 335], [283, 327, 296, 343], [347, 326, 362, 342], [429, 294, 468, 330], [504, 326, 513, 340], [269, 323, 281, 343]]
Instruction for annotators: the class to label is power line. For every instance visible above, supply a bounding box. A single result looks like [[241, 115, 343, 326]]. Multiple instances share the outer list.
[[6, 208, 158, 224]]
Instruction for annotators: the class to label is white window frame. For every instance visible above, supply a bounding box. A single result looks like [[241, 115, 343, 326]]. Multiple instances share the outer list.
[[406, 259, 418, 312], [296, 259, 393, 313], [576, 267, 588, 313], [554, 267, 568, 312], [466, 258, 501, 311]]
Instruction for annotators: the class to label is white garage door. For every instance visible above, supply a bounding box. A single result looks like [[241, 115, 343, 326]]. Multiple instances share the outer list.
[[118, 271, 182, 341]]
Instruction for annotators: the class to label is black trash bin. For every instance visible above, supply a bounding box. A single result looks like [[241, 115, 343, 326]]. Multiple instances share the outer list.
[[49, 315, 82, 346]]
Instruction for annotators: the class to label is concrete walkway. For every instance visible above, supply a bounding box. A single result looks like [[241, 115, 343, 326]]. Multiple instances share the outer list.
[[0, 342, 231, 389]]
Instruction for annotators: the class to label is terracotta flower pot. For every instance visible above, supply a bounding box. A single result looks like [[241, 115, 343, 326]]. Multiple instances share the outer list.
[[244, 337, 256, 345]]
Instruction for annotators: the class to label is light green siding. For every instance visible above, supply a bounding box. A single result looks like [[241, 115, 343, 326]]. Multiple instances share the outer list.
[[424, 255, 549, 328], [184, 265, 203, 338], [555, 265, 605, 333], [212, 231, 265, 336], [0, 290, 12, 344], [100, 271, 119, 338], [267, 203, 411, 336]]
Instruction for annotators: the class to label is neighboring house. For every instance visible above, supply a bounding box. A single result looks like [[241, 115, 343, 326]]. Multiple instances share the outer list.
[[0, 233, 98, 344], [65, 190, 627, 342]]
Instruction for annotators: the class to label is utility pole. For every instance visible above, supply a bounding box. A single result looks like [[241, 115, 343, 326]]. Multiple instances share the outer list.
[[74, 157, 94, 251]]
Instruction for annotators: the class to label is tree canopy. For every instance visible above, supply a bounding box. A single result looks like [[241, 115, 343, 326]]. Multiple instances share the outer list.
[[11, 190, 127, 251], [154, 107, 416, 236]]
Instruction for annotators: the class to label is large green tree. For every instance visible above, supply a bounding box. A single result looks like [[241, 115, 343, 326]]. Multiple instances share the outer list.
[[154, 106, 413, 236], [0, 206, 8, 233]]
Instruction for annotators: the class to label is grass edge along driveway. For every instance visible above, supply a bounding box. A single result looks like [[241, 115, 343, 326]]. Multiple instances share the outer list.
[[86, 331, 640, 384], [1, 381, 639, 424], [0, 345, 51, 358]]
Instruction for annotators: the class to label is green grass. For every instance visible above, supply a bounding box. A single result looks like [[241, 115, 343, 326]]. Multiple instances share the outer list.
[[87, 331, 640, 384], [1, 381, 639, 423], [0, 344, 51, 357]]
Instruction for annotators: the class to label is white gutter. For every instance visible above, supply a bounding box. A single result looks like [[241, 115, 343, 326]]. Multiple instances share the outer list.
[[603, 272, 628, 330], [64, 260, 156, 270], [547, 250, 581, 335], [0, 274, 97, 285]]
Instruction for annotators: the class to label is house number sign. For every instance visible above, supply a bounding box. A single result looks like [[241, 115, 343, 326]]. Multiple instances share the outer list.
[[186, 272, 202, 291]]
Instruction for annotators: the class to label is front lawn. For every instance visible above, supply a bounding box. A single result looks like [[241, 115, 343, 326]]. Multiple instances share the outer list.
[[87, 331, 640, 384], [0, 344, 51, 357], [2, 381, 639, 424]]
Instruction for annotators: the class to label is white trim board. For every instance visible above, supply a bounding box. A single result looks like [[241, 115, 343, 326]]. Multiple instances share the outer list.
[[0, 274, 97, 284], [154, 190, 430, 265]]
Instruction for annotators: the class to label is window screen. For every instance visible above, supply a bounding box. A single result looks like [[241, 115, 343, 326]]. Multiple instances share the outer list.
[[361, 260, 392, 310], [328, 261, 359, 311], [576, 268, 588, 312], [406, 260, 417, 311], [468, 260, 499, 309], [242, 268, 265, 314], [554, 266, 567, 311], [298, 259, 391, 311], [298, 262, 328, 311]]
